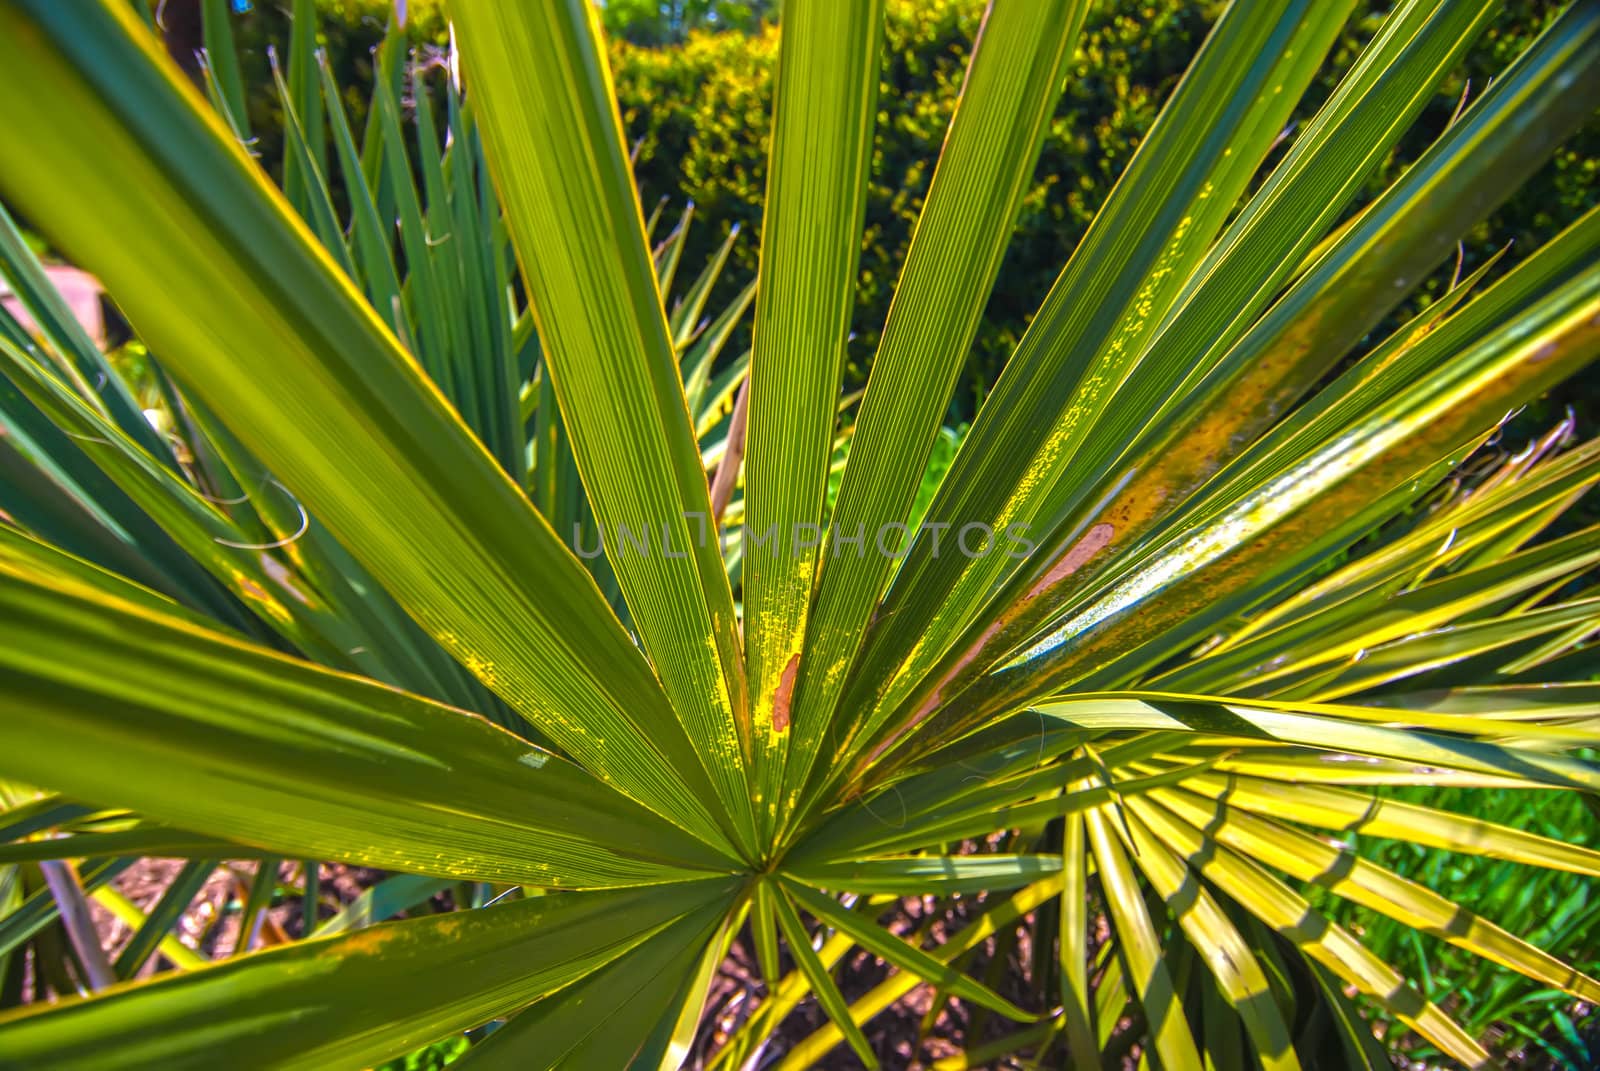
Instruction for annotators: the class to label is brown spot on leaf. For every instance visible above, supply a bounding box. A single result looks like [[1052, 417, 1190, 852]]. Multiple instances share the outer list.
[[338, 925, 401, 957], [1028, 522, 1116, 598], [772, 653, 799, 733], [237, 576, 271, 602]]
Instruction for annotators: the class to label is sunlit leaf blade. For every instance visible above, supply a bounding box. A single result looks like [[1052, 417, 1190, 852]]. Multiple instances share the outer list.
[[1126, 798, 1491, 1066], [167, 386, 505, 713], [0, 879, 736, 1071], [786, 854, 1061, 894], [449, 899, 727, 1070], [315, 51, 407, 341], [1086, 807, 1204, 1071], [0, 0, 735, 847], [92, 882, 210, 975], [1162, 458, 1600, 694], [0, 828, 258, 866], [644, 907, 742, 1071], [1197, 749, 1547, 789], [0, 858, 133, 962], [0, 202, 174, 469], [1174, 770, 1600, 877], [0, 367, 253, 628], [1066, 0, 1512, 532], [0, 524, 223, 635], [786, 0, 1090, 832], [653, 204, 692, 300], [750, 877, 782, 993], [683, 278, 756, 419], [1170, 209, 1599, 563], [949, 264, 1600, 735], [1150, 786, 1600, 1002], [447, 0, 757, 854], [198, 0, 249, 137], [806, 785, 1122, 863], [0, 543, 735, 886], [0, 795, 95, 843], [783, 878, 1039, 1022], [857, 0, 1522, 731], [269, 49, 354, 280], [824, 0, 1358, 781], [1058, 811, 1099, 1070], [111, 858, 215, 979], [670, 223, 741, 351], [923, 1023, 1056, 1071], [444, 83, 525, 478], [772, 877, 1064, 1070], [771, 883, 878, 1068], [1024, 694, 1600, 792], [368, 64, 452, 391], [1379, 682, 1600, 721], [715, 893, 854, 1071], [1162, 524, 1600, 695], [279, 0, 326, 218], [315, 875, 456, 937], [794, 743, 1192, 863], [0, 425, 173, 601], [739, 0, 883, 833], [1283, 599, 1600, 701], [0, 336, 374, 669], [1119, 811, 1302, 1071], [1186, 349, 1591, 668]]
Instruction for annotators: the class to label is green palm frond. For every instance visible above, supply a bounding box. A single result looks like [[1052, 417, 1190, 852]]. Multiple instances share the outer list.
[[0, 0, 1596, 1068]]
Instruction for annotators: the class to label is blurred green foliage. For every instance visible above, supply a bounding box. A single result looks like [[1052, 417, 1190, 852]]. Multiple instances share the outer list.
[[600, 0, 772, 45]]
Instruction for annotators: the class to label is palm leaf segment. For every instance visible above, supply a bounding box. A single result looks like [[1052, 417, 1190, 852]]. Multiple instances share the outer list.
[[0, 0, 1596, 1067]]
